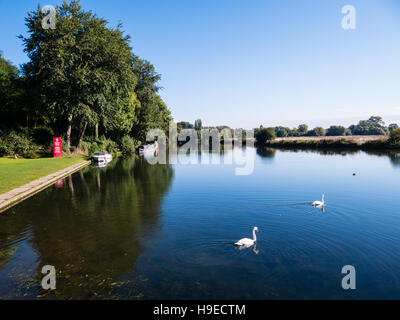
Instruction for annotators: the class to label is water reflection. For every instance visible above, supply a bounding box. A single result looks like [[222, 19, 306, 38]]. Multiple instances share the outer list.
[[0, 157, 174, 299], [256, 146, 400, 168], [1, 146, 400, 299], [364, 150, 400, 168], [256, 147, 276, 159]]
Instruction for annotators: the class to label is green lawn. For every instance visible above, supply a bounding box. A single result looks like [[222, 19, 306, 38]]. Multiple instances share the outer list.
[[0, 156, 88, 194]]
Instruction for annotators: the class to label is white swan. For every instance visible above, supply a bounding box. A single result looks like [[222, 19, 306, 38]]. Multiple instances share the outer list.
[[312, 194, 325, 207], [235, 227, 259, 247]]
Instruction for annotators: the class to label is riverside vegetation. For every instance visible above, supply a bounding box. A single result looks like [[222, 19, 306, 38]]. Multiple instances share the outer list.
[[1, 2, 399, 159], [0, 0, 171, 159], [253, 117, 400, 150]]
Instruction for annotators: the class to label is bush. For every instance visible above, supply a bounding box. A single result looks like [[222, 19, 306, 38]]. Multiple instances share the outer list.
[[32, 126, 54, 146], [0, 131, 38, 158], [307, 127, 326, 137], [79, 137, 119, 156], [88, 142, 99, 156], [119, 135, 138, 156], [326, 126, 352, 136], [78, 140, 98, 156], [389, 128, 400, 144], [255, 128, 276, 145], [101, 138, 118, 154], [61, 137, 70, 155]]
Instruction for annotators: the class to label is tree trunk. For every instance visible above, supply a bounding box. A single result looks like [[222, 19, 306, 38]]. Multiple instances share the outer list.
[[95, 123, 99, 139], [76, 121, 87, 149], [96, 173, 101, 191], [66, 114, 73, 151]]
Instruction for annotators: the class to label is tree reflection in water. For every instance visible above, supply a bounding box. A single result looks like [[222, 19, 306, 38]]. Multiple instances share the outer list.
[[0, 156, 174, 299], [256, 146, 400, 168]]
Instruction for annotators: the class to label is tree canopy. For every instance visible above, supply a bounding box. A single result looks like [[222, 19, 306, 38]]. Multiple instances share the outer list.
[[349, 116, 389, 135], [0, 0, 172, 153], [255, 127, 276, 145]]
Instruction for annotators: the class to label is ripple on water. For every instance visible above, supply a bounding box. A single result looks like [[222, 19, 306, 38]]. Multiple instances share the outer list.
[[168, 238, 261, 269]]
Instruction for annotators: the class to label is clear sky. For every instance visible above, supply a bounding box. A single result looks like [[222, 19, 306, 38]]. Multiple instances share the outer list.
[[1, 0, 400, 129]]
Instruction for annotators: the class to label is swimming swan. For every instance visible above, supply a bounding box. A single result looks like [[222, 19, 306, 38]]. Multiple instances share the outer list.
[[235, 227, 259, 247], [312, 194, 325, 207]]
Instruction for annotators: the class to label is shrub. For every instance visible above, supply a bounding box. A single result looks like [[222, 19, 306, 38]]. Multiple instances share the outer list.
[[389, 124, 399, 133], [307, 127, 326, 137], [101, 138, 118, 154], [389, 128, 400, 145], [0, 131, 38, 158], [79, 137, 119, 156], [275, 126, 290, 137], [78, 141, 99, 156], [255, 128, 276, 145], [88, 142, 99, 156], [32, 126, 54, 146], [326, 126, 352, 136], [61, 137, 70, 155], [119, 135, 138, 156]]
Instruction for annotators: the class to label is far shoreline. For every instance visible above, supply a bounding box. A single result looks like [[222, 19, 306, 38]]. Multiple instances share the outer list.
[[261, 135, 400, 150]]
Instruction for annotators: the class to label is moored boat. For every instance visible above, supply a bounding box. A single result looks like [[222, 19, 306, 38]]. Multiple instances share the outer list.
[[92, 152, 113, 165]]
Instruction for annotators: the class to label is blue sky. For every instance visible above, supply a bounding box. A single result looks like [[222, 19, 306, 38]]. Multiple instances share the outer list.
[[1, 0, 400, 129]]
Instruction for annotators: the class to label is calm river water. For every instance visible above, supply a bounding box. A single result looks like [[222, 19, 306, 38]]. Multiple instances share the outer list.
[[0, 147, 400, 299]]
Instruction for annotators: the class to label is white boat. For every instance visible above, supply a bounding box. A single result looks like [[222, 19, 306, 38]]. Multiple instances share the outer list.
[[93, 162, 107, 169], [92, 153, 113, 165]]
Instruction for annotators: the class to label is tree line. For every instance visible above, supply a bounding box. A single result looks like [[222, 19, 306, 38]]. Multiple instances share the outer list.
[[177, 117, 400, 149], [0, 0, 171, 157], [178, 116, 398, 138], [266, 116, 397, 138]]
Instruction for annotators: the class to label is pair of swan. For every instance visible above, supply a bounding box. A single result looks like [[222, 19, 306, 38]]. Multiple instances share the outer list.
[[235, 195, 325, 249]]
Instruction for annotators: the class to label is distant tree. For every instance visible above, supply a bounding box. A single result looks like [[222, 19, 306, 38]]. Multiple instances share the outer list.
[[389, 123, 399, 133], [216, 125, 230, 131], [274, 126, 290, 137], [194, 119, 202, 131], [389, 128, 400, 144], [368, 116, 385, 126], [308, 127, 326, 136], [255, 127, 276, 145], [326, 125, 351, 136], [177, 122, 194, 132], [289, 128, 300, 137], [349, 116, 389, 135], [297, 124, 308, 136]]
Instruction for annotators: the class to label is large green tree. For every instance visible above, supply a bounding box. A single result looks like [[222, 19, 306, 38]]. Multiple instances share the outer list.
[[349, 116, 389, 135], [255, 127, 276, 145], [21, 0, 137, 148], [0, 52, 21, 131], [130, 57, 172, 142]]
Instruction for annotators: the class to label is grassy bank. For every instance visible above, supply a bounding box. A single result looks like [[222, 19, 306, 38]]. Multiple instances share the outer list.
[[0, 156, 88, 194], [264, 135, 400, 150]]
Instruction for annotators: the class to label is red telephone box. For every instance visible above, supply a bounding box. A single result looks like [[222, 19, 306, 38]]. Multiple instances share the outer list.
[[53, 137, 62, 158]]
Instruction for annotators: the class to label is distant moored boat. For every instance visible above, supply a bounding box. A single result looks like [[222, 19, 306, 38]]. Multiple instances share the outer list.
[[92, 152, 113, 166]]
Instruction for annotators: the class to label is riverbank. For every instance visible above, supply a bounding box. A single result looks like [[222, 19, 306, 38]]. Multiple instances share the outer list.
[[264, 135, 399, 150], [0, 157, 90, 212]]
